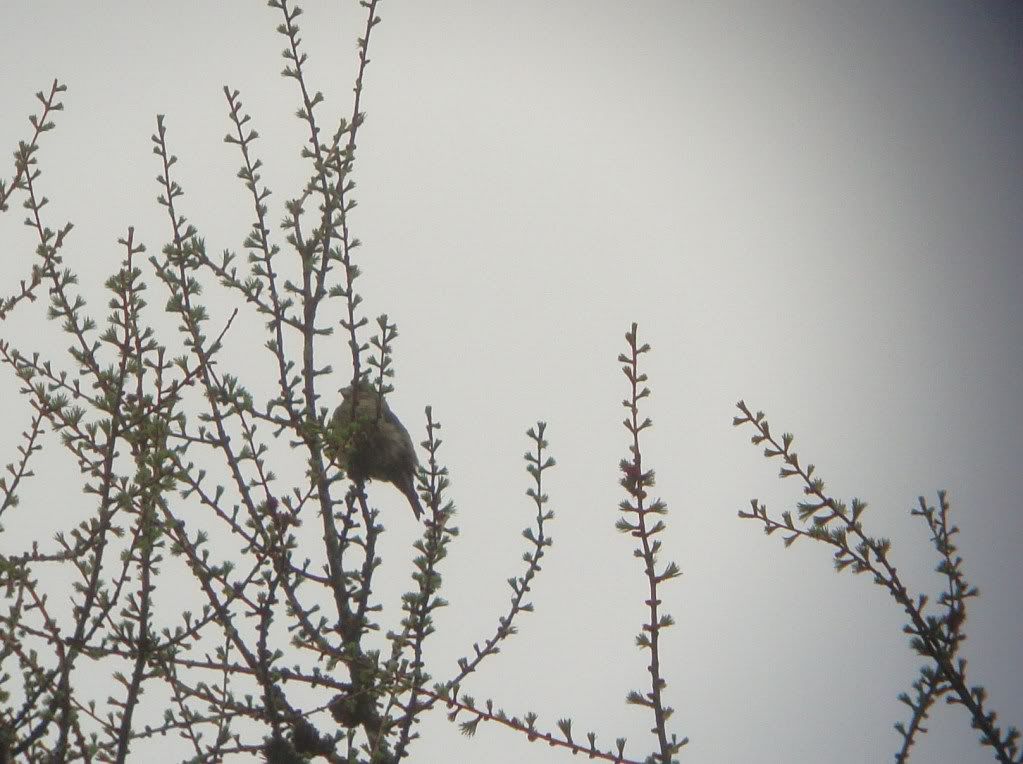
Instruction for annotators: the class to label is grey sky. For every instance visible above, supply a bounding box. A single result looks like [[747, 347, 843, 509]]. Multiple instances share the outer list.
[[1, 2, 1021, 762]]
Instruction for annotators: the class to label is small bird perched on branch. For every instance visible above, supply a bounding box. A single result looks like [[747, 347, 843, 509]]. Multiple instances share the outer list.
[[326, 381, 424, 520]]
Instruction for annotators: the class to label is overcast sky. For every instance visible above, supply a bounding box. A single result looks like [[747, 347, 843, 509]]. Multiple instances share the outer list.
[[1, 2, 1021, 762]]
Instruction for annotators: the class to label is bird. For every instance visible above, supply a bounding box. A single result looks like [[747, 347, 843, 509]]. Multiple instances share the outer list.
[[326, 381, 424, 520]]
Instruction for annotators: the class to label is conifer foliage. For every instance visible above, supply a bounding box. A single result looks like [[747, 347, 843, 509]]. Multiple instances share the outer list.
[[0, 4, 1017, 763]]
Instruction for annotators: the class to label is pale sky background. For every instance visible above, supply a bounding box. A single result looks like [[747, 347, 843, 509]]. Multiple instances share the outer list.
[[1, 2, 1021, 763]]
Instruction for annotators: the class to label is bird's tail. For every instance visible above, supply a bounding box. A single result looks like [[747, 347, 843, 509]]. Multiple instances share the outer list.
[[399, 477, 424, 520]]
